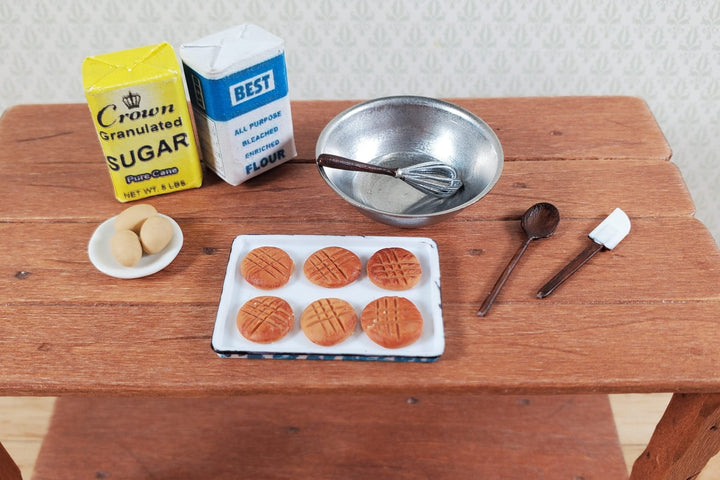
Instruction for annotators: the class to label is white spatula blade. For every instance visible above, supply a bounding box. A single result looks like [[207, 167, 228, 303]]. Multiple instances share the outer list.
[[589, 208, 631, 250]]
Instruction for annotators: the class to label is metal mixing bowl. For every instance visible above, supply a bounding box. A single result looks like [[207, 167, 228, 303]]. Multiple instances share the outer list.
[[315, 96, 503, 228]]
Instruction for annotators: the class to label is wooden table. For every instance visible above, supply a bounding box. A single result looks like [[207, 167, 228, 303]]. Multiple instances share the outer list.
[[1, 98, 719, 479]]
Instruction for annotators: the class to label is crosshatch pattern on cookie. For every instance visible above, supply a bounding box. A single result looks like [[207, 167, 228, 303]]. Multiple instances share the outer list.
[[236, 296, 294, 343], [301, 297, 357, 346], [240, 246, 294, 289], [367, 247, 422, 290], [303, 246, 362, 288]]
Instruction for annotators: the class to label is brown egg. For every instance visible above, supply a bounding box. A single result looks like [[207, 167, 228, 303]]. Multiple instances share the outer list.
[[110, 229, 143, 267], [139, 215, 174, 254], [114, 204, 158, 233]]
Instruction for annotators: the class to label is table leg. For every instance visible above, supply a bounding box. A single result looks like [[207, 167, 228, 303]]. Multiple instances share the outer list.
[[0, 440, 22, 480], [630, 393, 720, 480]]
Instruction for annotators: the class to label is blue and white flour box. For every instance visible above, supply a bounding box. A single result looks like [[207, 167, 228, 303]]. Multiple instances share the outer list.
[[180, 25, 297, 185]]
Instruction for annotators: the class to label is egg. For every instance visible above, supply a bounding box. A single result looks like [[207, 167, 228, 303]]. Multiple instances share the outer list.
[[114, 204, 157, 233], [110, 229, 143, 267], [140, 215, 174, 254]]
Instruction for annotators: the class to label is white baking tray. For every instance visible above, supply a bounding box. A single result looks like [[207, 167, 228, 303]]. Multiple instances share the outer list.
[[211, 235, 444, 361]]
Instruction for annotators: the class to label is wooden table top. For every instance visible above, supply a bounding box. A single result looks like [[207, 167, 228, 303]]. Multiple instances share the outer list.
[[1, 97, 719, 396]]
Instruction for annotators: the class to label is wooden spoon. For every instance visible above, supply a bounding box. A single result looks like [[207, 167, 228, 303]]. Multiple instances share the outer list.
[[477, 202, 560, 317]]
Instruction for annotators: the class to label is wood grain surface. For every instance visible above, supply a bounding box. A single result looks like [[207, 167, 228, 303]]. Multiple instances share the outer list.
[[31, 394, 627, 480], [631, 393, 720, 480], [0, 98, 718, 398], [9, 394, 720, 480], [2, 97, 720, 480]]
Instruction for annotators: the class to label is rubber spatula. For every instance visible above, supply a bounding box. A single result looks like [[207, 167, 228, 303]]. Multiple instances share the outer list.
[[537, 208, 631, 298]]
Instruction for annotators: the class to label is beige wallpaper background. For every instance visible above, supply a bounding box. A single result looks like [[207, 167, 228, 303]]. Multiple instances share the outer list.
[[1, 0, 718, 244]]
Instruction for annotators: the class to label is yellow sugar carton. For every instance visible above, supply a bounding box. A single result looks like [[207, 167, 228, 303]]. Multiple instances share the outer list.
[[82, 42, 203, 202], [180, 24, 297, 185]]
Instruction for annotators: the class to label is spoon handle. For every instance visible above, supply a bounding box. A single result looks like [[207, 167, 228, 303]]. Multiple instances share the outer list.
[[477, 237, 532, 317], [536, 241, 604, 298], [317, 154, 396, 177]]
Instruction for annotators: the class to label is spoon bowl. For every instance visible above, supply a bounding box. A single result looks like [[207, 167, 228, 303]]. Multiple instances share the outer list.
[[522, 202, 561, 239]]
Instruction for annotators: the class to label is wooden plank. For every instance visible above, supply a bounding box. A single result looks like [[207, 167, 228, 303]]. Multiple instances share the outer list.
[[0, 104, 101, 169], [0, 97, 670, 172], [1, 216, 716, 305], [630, 393, 720, 480], [455, 96, 672, 162], [31, 395, 627, 480], [0, 101, 681, 223], [0, 158, 694, 222], [244, 96, 673, 162], [2, 301, 720, 396]]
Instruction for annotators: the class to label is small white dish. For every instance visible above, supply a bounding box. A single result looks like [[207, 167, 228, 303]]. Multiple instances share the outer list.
[[88, 214, 183, 279]]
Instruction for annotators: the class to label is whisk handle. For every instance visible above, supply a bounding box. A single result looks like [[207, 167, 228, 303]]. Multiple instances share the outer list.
[[317, 154, 396, 177]]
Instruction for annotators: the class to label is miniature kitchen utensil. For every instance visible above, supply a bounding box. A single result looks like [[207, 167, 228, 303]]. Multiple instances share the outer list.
[[317, 153, 463, 198], [315, 96, 503, 228], [477, 202, 560, 317], [537, 208, 631, 298]]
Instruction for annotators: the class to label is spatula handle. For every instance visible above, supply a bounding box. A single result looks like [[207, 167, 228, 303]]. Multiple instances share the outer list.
[[537, 241, 604, 298], [317, 154, 396, 177]]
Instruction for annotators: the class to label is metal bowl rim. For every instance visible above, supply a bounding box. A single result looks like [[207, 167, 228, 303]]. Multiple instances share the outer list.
[[315, 95, 504, 219]]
